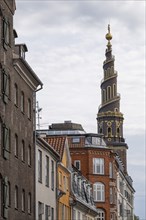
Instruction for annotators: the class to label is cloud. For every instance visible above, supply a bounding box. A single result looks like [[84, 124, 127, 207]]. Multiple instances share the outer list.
[[14, 2, 145, 218]]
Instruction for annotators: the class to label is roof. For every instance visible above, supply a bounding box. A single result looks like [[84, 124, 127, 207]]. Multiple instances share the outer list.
[[36, 136, 60, 160], [44, 136, 66, 159]]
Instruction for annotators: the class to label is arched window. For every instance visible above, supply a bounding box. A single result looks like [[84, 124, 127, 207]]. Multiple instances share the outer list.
[[15, 186, 18, 209], [107, 127, 112, 137], [14, 83, 18, 106], [97, 209, 105, 220], [21, 140, 25, 162], [111, 66, 114, 75], [22, 189, 25, 212], [27, 99, 31, 119], [93, 182, 105, 202], [102, 89, 106, 103], [21, 92, 25, 113], [28, 145, 31, 166], [113, 84, 116, 97], [117, 127, 120, 137], [99, 128, 103, 134], [14, 134, 18, 157], [28, 192, 31, 214], [107, 86, 111, 100], [107, 67, 110, 77]]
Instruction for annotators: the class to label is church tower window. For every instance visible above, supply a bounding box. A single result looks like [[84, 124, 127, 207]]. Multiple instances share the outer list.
[[107, 127, 112, 137]]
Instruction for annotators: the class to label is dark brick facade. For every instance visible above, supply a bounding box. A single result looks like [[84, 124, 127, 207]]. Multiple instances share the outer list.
[[0, 1, 42, 219]]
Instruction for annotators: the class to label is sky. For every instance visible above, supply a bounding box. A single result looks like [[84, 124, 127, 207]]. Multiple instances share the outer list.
[[14, 0, 145, 219]]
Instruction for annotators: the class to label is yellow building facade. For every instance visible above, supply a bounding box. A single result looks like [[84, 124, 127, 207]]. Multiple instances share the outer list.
[[45, 136, 72, 220]]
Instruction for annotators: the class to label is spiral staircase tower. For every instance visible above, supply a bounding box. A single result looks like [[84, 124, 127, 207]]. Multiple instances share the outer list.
[[97, 25, 128, 172]]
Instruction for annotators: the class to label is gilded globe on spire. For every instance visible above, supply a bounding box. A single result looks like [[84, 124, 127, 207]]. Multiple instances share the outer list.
[[105, 24, 112, 41]]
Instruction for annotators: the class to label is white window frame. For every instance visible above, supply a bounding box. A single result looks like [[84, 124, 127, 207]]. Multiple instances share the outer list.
[[93, 158, 104, 174], [93, 182, 105, 202], [97, 209, 105, 220], [38, 150, 42, 183], [109, 162, 113, 178]]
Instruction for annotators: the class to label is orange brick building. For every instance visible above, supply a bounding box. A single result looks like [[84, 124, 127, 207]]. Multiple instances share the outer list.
[[39, 122, 118, 219]]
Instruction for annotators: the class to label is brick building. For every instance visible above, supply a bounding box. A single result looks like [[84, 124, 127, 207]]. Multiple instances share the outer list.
[[0, 1, 42, 219], [38, 122, 118, 219]]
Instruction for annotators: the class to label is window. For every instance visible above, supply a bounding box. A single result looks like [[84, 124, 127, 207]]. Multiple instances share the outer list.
[[117, 127, 120, 137], [14, 84, 18, 106], [93, 182, 105, 202], [72, 137, 80, 143], [97, 209, 105, 220], [109, 162, 113, 178], [63, 176, 66, 192], [78, 211, 81, 219], [14, 134, 18, 157], [28, 99, 31, 119], [74, 160, 81, 170], [2, 69, 10, 103], [107, 86, 111, 100], [21, 92, 25, 113], [38, 202, 44, 220], [45, 205, 50, 220], [3, 17, 10, 49], [45, 156, 49, 187], [21, 140, 25, 162], [66, 177, 69, 191], [14, 186, 18, 209], [72, 209, 76, 220], [3, 124, 10, 160], [28, 193, 31, 214], [28, 145, 31, 166], [93, 158, 104, 174], [51, 160, 54, 191], [38, 150, 42, 182], [110, 187, 113, 204], [102, 89, 106, 103], [113, 84, 116, 97], [51, 207, 54, 220], [8, 181, 11, 207], [59, 171, 62, 187], [107, 127, 112, 137], [3, 177, 9, 218], [22, 190, 25, 212]]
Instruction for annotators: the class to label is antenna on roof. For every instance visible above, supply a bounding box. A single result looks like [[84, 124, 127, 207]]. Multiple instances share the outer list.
[[36, 101, 42, 130]]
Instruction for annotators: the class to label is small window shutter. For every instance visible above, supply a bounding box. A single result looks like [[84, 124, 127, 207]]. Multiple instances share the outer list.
[[3, 176, 8, 218], [3, 70, 9, 103], [3, 125, 10, 160]]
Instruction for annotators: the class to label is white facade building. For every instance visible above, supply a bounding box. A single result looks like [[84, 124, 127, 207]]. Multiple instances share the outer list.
[[116, 156, 135, 220], [36, 136, 59, 220]]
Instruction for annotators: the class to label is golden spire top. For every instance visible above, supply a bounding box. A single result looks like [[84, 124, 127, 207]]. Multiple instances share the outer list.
[[105, 24, 112, 46]]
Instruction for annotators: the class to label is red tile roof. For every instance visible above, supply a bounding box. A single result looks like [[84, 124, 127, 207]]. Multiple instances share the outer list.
[[44, 136, 66, 159]]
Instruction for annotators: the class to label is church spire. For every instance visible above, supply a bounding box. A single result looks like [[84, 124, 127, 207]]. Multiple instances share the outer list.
[[97, 25, 128, 173]]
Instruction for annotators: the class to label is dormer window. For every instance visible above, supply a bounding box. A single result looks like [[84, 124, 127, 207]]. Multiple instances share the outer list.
[[20, 44, 28, 59], [15, 44, 28, 59], [72, 137, 80, 143]]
